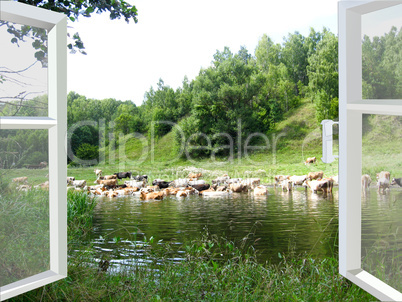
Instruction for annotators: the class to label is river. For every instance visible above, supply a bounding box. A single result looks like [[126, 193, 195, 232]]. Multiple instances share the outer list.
[[72, 185, 402, 290]]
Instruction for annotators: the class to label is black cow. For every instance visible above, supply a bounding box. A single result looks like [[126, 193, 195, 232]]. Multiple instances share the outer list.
[[134, 175, 148, 182], [191, 183, 210, 192], [391, 177, 402, 187], [114, 172, 132, 179], [152, 180, 171, 189]]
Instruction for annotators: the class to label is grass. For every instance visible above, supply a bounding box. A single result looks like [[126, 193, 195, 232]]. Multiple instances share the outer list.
[[0, 189, 50, 286], [0, 190, 97, 288], [67, 190, 98, 241], [4, 100, 392, 301], [7, 228, 377, 302]]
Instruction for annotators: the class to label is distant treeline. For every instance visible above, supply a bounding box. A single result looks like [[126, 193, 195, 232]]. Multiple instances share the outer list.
[[1, 27, 401, 166]]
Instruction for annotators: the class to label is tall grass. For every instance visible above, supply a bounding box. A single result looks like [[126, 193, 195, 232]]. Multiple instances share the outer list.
[[67, 190, 98, 241], [7, 228, 377, 301], [0, 189, 50, 286]]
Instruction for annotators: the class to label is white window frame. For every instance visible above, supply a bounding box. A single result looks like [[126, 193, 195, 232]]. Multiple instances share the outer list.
[[339, 0, 402, 301], [0, 2, 67, 301]]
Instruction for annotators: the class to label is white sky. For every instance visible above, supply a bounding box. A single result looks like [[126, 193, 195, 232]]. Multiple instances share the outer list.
[[67, 0, 339, 105]]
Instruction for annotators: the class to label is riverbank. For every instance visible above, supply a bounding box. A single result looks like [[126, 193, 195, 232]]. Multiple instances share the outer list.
[[2, 191, 376, 301]]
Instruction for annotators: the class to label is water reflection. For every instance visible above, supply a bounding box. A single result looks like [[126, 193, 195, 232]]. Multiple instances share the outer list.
[[75, 187, 339, 270], [362, 187, 402, 292]]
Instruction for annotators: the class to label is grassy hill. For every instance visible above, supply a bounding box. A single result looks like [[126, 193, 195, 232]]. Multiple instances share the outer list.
[[66, 98, 338, 184]]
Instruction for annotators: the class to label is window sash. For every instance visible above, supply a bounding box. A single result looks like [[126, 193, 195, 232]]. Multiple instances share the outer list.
[[0, 2, 67, 301], [339, 0, 402, 300]]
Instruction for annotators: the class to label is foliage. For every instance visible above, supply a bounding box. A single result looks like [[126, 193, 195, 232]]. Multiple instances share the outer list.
[[362, 26, 402, 99], [67, 190, 97, 240], [307, 30, 339, 123], [1, 0, 138, 61], [75, 143, 99, 161]]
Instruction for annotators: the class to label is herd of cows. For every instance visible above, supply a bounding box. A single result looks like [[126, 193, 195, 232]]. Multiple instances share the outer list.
[[10, 160, 402, 200]]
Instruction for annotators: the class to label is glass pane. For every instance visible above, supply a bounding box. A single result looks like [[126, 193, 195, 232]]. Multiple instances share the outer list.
[[361, 5, 402, 99], [361, 114, 402, 292], [0, 21, 48, 117], [0, 129, 49, 287]]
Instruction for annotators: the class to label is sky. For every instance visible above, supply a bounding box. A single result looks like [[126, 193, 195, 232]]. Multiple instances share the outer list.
[[66, 0, 339, 105]]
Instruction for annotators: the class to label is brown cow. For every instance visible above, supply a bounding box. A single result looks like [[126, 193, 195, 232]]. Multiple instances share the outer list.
[[274, 175, 290, 187], [361, 174, 372, 191], [188, 172, 202, 179], [140, 191, 164, 200], [96, 179, 118, 188], [12, 177, 28, 183], [376, 171, 390, 181], [229, 183, 248, 193], [254, 185, 268, 196], [305, 157, 317, 164], [307, 171, 324, 181]]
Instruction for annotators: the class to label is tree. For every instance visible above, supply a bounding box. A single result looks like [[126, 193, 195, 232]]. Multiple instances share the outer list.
[[362, 26, 402, 99], [281, 31, 309, 94], [2, 0, 138, 60], [255, 34, 281, 72], [307, 31, 338, 123], [1, 0, 138, 116]]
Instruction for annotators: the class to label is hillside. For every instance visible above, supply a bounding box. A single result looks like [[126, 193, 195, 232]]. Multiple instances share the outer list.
[[86, 98, 338, 184]]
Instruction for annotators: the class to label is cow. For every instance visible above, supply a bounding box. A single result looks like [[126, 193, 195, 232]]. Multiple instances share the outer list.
[[67, 176, 75, 184], [170, 178, 189, 188], [34, 181, 49, 190], [361, 174, 372, 192], [391, 177, 402, 187], [188, 180, 206, 186], [376, 171, 390, 181], [17, 184, 31, 191], [212, 175, 230, 185], [69, 179, 87, 188], [176, 190, 188, 198], [190, 183, 210, 192], [305, 157, 317, 164], [39, 161, 48, 168], [101, 175, 117, 180], [140, 190, 164, 200], [241, 178, 260, 190], [280, 179, 292, 192], [13, 177, 28, 183], [216, 185, 227, 192], [188, 172, 202, 179], [377, 177, 390, 194], [162, 188, 181, 196], [229, 183, 248, 193], [94, 169, 102, 178], [133, 175, 148, 182], [289, 175, 307, 186], [226, 178, 243, 184], [317, 178, 334, 194], [304, 178, 333, 194], [254, 185, 268, 196], [307, 171, 324, 181], [114, 172, 132, 179], [274, 175, 289, 187], [95, 179, 118, 188], [152, 180, 171, 189], [332, 175, 339, 185], [125, 180, 144, 189]]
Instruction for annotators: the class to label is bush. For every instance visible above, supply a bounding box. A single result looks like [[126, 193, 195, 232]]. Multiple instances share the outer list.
[[75, 143, 99, 161]]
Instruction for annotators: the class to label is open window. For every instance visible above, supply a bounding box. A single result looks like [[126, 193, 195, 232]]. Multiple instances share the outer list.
[[339, 0, 402, 300], [0, 2, 67, 300]]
